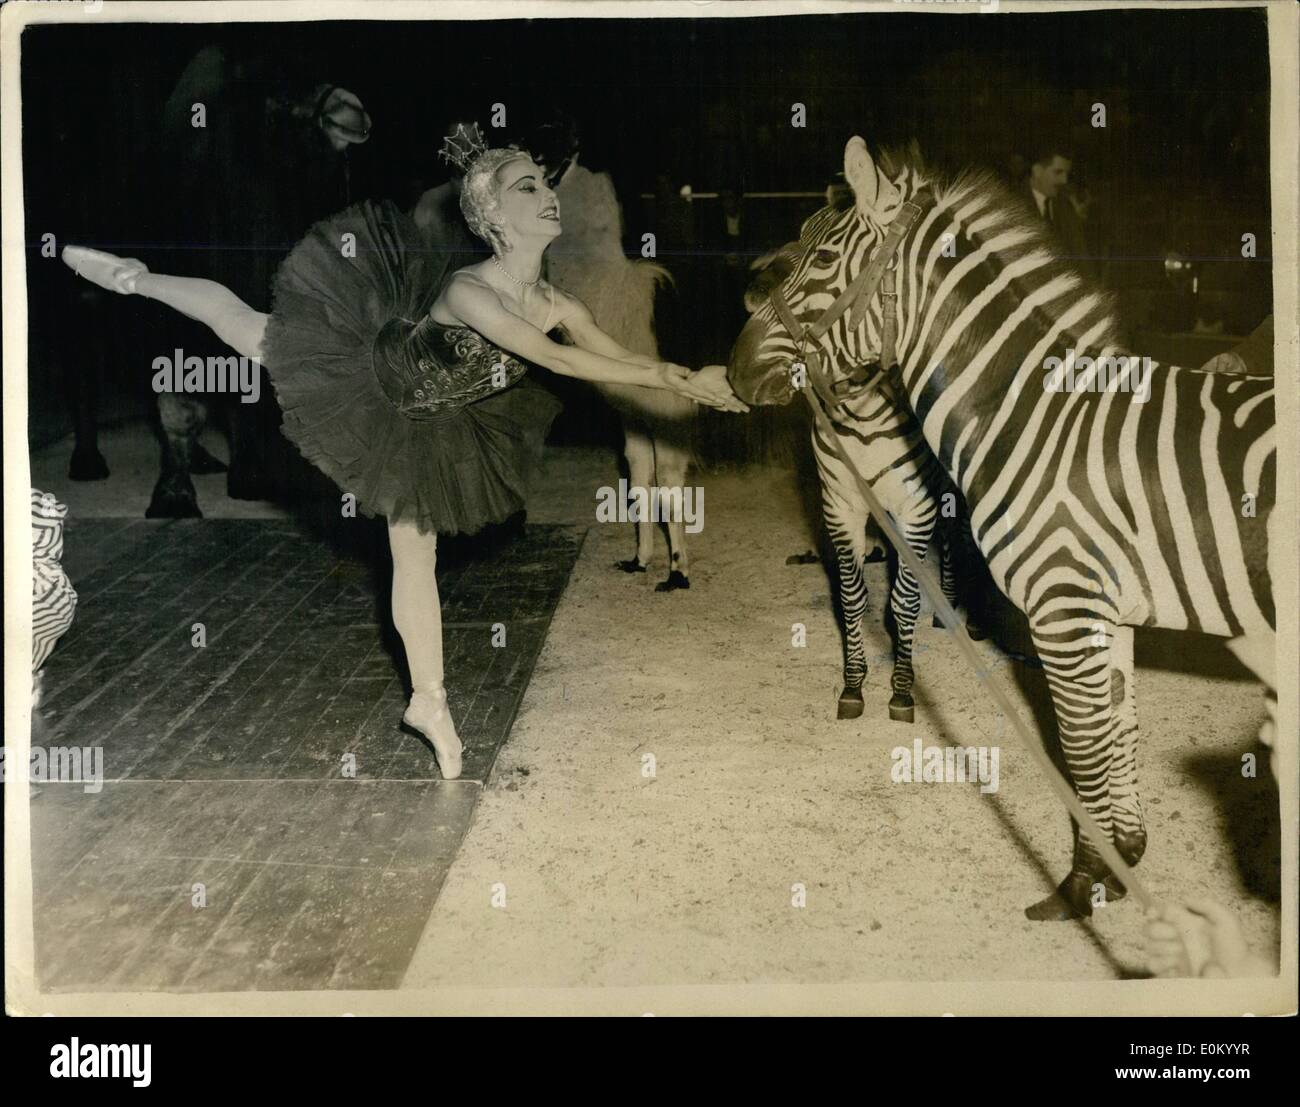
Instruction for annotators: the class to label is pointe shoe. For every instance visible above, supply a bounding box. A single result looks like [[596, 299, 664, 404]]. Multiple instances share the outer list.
[[62, 245, 148, 294], [402, 687, 463, 780]]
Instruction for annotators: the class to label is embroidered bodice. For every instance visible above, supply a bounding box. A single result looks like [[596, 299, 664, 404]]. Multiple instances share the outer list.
[[370, 285, 557, 422], [371, 318, 531, 421]]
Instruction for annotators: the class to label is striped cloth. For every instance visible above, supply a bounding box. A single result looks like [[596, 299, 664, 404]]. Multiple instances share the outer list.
[[32, 489, 77, 673]]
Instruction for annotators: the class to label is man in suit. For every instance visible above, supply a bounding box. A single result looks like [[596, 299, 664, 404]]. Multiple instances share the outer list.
[[1022, 144, 1093, 279]]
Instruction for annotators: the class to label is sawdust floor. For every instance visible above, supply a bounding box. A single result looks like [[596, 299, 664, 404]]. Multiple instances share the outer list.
[[403, 444, 1281, 991], [29, 424, 1281, 995]]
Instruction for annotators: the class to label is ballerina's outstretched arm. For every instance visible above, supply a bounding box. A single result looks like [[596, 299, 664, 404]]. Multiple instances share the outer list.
[[62, 246, 269, 361], [441, 274, 748, 412], [557, 295, 747, 412]]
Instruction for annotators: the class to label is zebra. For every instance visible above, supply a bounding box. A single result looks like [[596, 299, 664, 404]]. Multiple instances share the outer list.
[[744, 231, 983, 723], [728, 136, 1277, 921]]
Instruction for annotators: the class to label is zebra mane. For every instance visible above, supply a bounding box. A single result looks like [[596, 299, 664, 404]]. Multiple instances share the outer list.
[[874, 140, 1114, 313], [877, 140, 929, 182], [915, 157, 1125, 367], [819, 138, 1123, 372]]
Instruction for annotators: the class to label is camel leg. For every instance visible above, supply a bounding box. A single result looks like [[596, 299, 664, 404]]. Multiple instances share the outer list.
[[616, 424, 655, 577], [652, 433, 692, 592], [148, 393, 206, 518]]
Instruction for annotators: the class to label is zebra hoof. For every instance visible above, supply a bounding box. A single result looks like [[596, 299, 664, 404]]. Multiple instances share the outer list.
[[655, 570, 690, 593], [966, 620, 988, 641], [888, 694, 914, 723], [1114, 827, 1148, 867], [1025, 873, 1093, 920], [615, 558, 648, 574], [1024, 872, 1127, 921], [837, 688, 864, 719]]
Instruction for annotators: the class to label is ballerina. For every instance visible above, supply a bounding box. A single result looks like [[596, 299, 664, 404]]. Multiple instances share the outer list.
[[63, 122, 747, 780]]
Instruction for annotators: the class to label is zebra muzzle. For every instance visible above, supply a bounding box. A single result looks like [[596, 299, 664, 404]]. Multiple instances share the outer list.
[[743, 360, 801, 406]]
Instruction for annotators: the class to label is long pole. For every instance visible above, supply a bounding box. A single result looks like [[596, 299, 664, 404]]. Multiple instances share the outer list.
[[801, 384, 1159, 911]]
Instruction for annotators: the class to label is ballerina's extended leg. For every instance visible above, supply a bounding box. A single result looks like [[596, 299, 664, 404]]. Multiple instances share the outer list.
[[64, 244, 462, 775], [62, 245, 268, 360], [388, 519, 463, 779]]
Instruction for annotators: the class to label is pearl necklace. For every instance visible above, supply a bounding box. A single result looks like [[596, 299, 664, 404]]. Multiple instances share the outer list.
[[491, 255, 540, 288]]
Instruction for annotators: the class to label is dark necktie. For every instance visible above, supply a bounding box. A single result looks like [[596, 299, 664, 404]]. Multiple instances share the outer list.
[[1045, 197, 1056, 226]]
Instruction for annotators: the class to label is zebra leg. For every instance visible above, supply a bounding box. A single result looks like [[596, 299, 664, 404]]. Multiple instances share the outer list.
[[616, 425, 655, 576], [810, 424, 873, 717], [957, 509, 989, 640], [1107, 625, 1146, 866], [1024, 618, 1125, 921], [827, 501, 871, 720], [887, 520, 930, 723], [939, 526, 958, 607], [930, 524, 959, 628], [652, 434, 691, 593], [933, 505, 988, 640]]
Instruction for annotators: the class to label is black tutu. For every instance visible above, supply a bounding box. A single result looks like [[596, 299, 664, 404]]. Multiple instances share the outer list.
[[262, 199, 562, 536]]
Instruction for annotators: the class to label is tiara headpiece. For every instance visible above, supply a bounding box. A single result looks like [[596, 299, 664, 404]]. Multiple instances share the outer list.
[[439, 122, 490, 174]]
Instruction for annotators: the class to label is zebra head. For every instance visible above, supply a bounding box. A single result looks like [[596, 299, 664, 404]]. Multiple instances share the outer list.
[[729, 136, 928, 406]]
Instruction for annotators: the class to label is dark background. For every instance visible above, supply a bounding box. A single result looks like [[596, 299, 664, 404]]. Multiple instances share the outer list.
[[21, 7, 1274, 455]]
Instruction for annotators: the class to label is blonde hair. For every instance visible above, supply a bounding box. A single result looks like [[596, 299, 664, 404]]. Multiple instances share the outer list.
[[459, 148, 531, 254]]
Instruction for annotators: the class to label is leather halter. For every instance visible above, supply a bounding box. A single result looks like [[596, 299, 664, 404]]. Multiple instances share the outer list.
[[767, 189, 932, 412]]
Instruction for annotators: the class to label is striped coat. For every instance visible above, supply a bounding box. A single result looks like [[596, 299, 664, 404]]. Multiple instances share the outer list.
[[32, 489, 78, 674], [746, 235, 969, 721], [730, 136, 1276, 919]]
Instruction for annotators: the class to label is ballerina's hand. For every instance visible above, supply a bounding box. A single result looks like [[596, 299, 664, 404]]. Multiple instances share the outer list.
[[658, 362, 722, 408], [663, 363, 749, 412], [1143, 900, 1274, 978]]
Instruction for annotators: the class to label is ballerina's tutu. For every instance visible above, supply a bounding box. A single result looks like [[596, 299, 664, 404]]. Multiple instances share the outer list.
[[262, 199, 562, 536]]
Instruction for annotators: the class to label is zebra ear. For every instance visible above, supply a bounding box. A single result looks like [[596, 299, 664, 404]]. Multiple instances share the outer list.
[[844, 136, 900, 217]]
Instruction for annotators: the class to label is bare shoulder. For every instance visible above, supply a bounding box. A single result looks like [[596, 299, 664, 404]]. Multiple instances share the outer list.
[[443, 267, 504, 312], [447, 264, 495, 293]]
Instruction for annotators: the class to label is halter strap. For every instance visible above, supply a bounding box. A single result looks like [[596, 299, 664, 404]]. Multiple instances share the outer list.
[[810, 194, 923, 342], [767, 188, 932, 413]]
